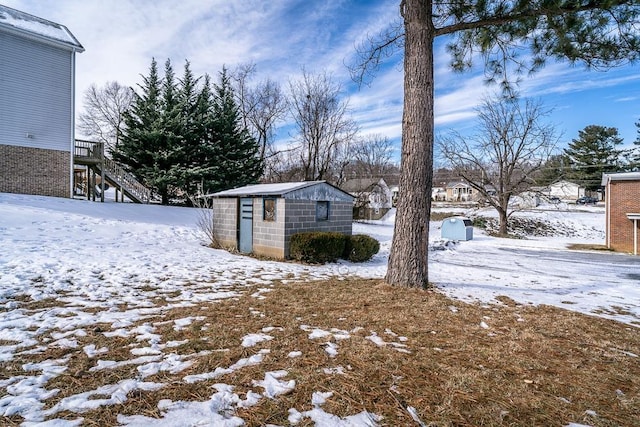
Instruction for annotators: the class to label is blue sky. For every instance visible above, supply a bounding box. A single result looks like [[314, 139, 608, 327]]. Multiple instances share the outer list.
[[6, 0, 640, 159]]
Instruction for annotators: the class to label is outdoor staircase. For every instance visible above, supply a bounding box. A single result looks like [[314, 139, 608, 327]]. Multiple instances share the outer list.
[[74, 140, 155, 204]]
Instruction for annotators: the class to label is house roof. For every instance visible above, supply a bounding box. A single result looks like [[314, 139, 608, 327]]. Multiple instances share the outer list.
[[0, 5, 84, 52], [206, 181, 353, 199], [601, 172, 640, 186], [549, 180, 581, 188], [446, 181, 470, 189]]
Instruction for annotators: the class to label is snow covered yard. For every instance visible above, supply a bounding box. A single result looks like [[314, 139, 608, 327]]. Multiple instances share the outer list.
[[0, 193, 639, 426]]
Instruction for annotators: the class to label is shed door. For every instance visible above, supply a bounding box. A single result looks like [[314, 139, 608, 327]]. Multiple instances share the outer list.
[[239, 198, 253, 253]]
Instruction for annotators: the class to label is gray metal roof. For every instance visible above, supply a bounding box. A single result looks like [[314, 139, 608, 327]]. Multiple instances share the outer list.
[[0, 5, 84, 52], [207, 181, 352, 199], [601, 172, 640, 186]]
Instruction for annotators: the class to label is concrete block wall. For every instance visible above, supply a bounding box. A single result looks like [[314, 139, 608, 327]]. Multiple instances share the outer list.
[[284, 200, 353, 257], [211, 198, 238, 249], [0, 144, 70, 198], [252, 198, 286, 258], [607, 180, 640, 254]]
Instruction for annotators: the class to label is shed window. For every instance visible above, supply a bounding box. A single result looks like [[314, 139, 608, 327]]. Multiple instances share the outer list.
[[316, 201, 329, 221], [263, 198, 276, 221]]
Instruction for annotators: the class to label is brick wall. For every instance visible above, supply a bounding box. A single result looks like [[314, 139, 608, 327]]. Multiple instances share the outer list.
[[607, 180, 640, 254], [0, 144, 70, 198], [211, 198, 238, 249]]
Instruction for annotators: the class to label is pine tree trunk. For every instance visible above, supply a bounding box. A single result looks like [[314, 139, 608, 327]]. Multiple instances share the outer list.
[[385, 0, 434, 288]]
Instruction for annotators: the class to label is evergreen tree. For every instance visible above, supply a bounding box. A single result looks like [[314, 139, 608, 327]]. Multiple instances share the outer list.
[[114, 58, 164, 197], [117, 61, 264, 203], [173, 61, 203, 198], [208, 67, 263, 192], [153, 59, 183, 204], [564, 125, 624, 191], [534, 154, 570, 187], [192, 74, 220, 194], [632, 118, 640, 169]]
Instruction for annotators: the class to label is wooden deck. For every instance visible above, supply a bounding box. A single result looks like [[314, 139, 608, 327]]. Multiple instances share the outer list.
[[73, 139, 154, 204]]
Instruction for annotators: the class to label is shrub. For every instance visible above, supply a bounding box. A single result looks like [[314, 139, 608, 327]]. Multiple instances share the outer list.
[[289, 231, 347, 264], [343, 234, 380, 262]]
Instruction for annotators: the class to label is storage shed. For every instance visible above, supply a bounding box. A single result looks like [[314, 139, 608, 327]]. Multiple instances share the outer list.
[[441, 217, 473, 241], [208, 181, 354, 259]]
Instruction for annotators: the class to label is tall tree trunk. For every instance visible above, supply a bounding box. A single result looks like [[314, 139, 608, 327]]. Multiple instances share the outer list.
[[386, 0, 434, 288], [498, 208, 508, 236]]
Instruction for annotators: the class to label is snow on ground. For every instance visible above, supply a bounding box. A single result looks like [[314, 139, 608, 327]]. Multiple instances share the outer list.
[[1, 193, 639, 426]]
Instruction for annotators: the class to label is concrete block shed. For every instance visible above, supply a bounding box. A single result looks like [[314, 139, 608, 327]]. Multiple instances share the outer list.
[[207, 181, 354, 259]]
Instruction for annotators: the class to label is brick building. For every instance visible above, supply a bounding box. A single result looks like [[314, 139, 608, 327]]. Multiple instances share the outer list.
[[0, 5, 84, 198], [602, 172, 640, 255], [207, 181, 354, 259]]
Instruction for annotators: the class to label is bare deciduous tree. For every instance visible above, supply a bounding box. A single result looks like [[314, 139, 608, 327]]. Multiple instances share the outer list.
[[349, 134, 396, 178], [289, 70, 358, 181], [232, 63, 288, 165], [438, 97, 559, 235], [77, 81, 133, 152]]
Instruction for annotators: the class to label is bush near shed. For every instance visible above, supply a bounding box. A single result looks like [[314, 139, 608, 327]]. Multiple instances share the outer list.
[[343, 234, 380, 262], [289, 231, 347, 263], [289, 232, 380, 264]]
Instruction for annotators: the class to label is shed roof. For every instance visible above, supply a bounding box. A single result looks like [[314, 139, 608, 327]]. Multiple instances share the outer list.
[[0, 5, 84, 52], [601, 172, 640, 186], [207, 181, 353, 199]]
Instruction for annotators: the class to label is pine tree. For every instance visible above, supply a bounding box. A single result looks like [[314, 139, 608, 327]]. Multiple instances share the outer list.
[[564, 125, 624, 191], [208, 67, 263, 193], [150, 59, 184, 204], [114, 58, 164, 197], [535, 154, 570, 187], [172, 61, 203, 198], [352, 1, 639, 288], [632, 118, 640, 169], [191, 74, 219, 194]]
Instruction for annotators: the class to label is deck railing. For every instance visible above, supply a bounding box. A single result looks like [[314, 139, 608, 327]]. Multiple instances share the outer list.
[[102, 157, 153, 203], [74, 139, 154, 203], [74, 139, 104, 161]]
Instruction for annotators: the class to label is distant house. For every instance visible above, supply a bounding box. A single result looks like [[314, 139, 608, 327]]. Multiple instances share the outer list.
[[445, 182, 473, 202], [342, 178, 393, 220], [0, 5, 84, 198], [601, 172, 640, 255], [207, 181, 354, 259], [546, 180, 585, 201], [432, 186, 446, 201]]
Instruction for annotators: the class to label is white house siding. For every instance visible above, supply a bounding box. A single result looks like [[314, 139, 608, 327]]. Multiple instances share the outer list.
[[548, 181, 584, 201], [0, 28, 75, 197], [0, 31, 73, 151]]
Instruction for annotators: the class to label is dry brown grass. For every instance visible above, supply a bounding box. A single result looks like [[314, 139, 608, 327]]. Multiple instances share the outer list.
[[3, 278, 639, 426], [567, 243, 614, 252]]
